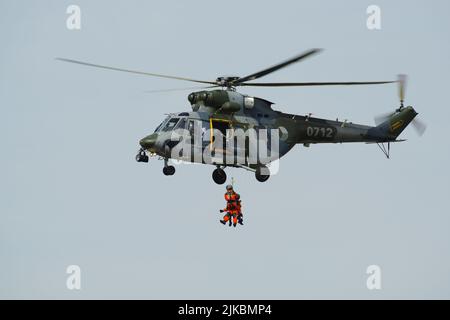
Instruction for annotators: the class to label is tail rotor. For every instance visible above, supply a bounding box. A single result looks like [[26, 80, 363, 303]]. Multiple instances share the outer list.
[[398, 74, 407, 109], [374, 74, 426, 136]]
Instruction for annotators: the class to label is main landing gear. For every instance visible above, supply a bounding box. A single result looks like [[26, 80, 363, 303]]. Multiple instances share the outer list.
[[162, 158, 175, 176], [163, 166, 176, 176], [212, 167, 227, 185], [137, 151, 270, 183], [255, 165, 270, 182], [211, 165, 270, 184]]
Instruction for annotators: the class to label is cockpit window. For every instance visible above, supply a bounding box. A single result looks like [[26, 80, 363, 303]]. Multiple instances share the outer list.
[[175, 118, 187, 130], [155, 122, 162, 132], [154, 117, 169, 132], [154, 123, 163, 132], [162, 118, 180, 131]]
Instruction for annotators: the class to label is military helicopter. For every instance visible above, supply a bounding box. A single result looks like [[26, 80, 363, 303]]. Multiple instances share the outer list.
[[57, 49, 425, 184]]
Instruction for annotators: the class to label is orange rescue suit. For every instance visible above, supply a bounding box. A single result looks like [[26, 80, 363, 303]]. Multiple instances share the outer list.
[[222, 192, 241, 225]]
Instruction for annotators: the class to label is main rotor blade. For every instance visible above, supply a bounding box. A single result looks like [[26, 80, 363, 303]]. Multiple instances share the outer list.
[[240, 80, 395, 87], [55, 58, 217, 85], [144, 85, 218, 93], [374, 111, 394, 126], [233, 48, 322, 85]]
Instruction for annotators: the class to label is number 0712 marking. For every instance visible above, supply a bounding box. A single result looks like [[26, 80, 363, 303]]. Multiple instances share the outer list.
[[306, 126, 334, 138]]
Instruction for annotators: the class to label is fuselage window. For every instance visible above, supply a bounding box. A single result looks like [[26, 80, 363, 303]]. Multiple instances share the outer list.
[[187, 120, 207, 133]]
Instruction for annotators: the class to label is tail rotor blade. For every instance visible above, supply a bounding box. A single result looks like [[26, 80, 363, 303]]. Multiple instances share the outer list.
[[412, 118, 427, 136], [398, 74, 408, 104]]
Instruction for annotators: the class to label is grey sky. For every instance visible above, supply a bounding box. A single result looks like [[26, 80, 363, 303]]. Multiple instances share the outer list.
[[1, 0, 450, 299]]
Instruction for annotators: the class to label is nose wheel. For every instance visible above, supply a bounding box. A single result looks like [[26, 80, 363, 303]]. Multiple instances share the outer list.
[[135, 149, 149, 163], [162, 158, 175, 176], [255, 166, 270, 182], [212, 168, 227, 185]]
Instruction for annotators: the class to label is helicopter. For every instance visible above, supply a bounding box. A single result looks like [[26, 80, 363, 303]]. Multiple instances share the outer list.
[[57, 49, 425, 184]]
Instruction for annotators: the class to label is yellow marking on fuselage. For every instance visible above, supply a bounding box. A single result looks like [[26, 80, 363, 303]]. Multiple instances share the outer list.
[[209, 117, 213, 151], [391, 120, 404, 131]]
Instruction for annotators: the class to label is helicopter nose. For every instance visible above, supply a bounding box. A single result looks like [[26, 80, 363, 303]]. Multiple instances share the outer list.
[[139, 133, 157, 149]]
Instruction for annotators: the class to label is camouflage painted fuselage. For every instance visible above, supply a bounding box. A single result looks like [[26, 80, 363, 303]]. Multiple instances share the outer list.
[[140, 90, 418, 166]]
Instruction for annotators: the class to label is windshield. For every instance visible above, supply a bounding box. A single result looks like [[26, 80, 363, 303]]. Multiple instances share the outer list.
[[154, 117, 169, 132], [175, 118, 187, 130], [161, 118, 180, 132]]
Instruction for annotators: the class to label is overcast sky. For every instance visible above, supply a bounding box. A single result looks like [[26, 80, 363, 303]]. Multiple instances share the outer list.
[[1, 0, 450, 299]]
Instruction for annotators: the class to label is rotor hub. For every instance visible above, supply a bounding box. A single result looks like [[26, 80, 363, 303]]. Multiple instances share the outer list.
[[216, 76, 240, 88]]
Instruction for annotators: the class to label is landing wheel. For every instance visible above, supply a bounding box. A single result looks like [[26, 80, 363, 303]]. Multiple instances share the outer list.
[[136, 151, 149, 163], [255, 166, 270, 182], [212, 168, 227, 185], [163, 165, 175, 176]]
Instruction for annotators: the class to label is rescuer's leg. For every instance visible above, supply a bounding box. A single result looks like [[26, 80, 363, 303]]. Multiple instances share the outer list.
[[238, 213, 244, 225], [225, 213, 232, 226], [221, 213, 230, 225], [232, 214, 238, 227]]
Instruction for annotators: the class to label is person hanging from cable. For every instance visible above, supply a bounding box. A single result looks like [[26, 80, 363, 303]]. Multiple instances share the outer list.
[[219, 184, 243, 227]]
